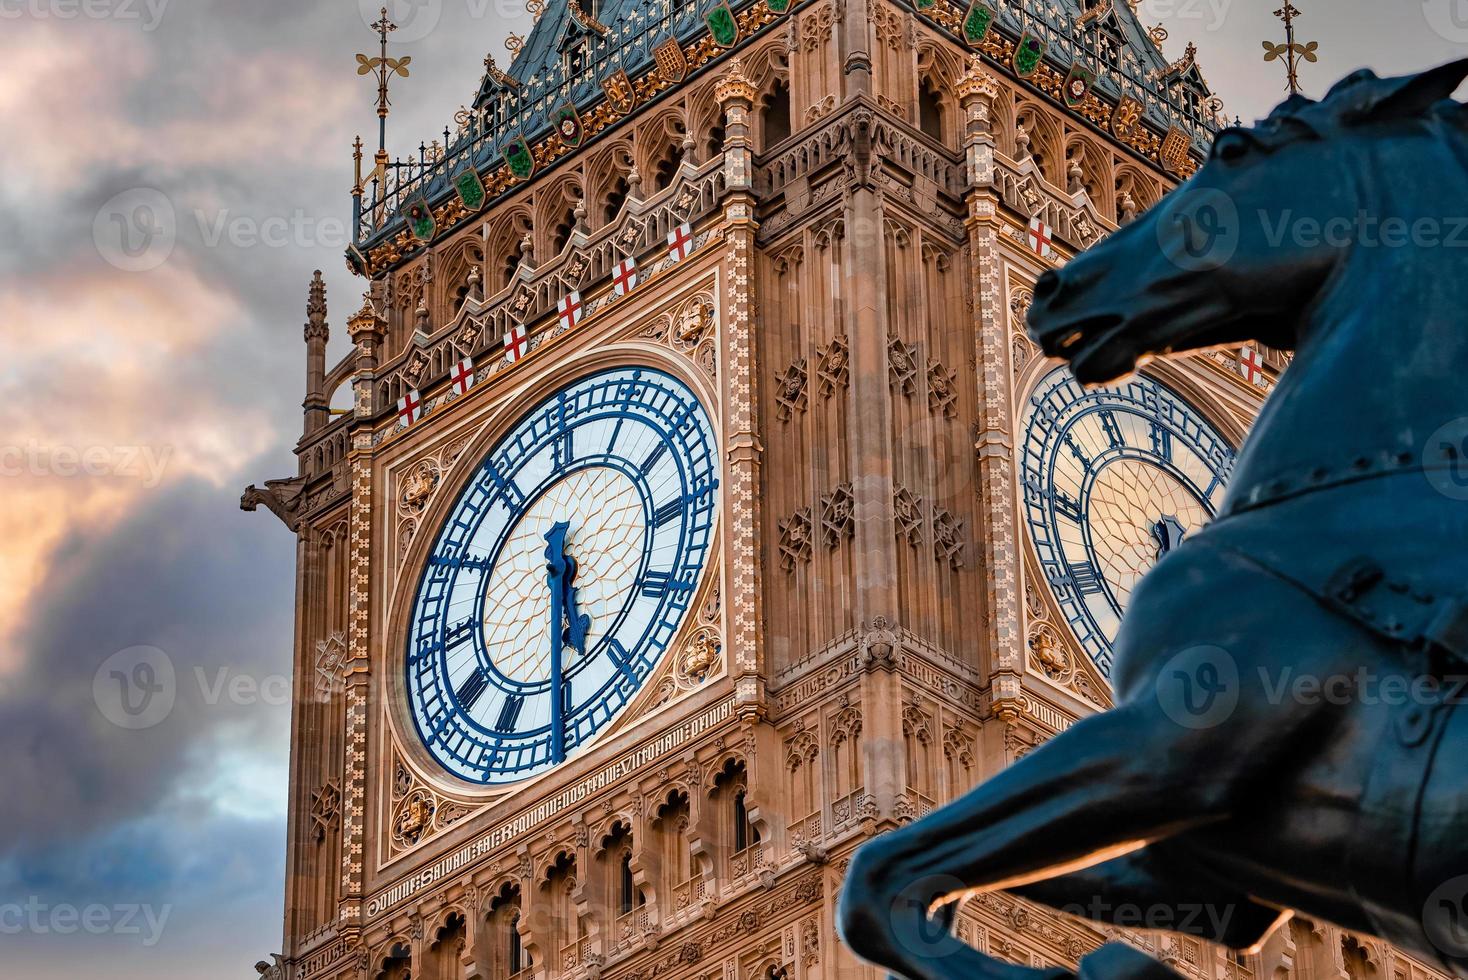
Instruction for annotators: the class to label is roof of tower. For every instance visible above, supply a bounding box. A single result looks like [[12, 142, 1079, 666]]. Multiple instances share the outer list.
[[350, 0, 1224, 272]]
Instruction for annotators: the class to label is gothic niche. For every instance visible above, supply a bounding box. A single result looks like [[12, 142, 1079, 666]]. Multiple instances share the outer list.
[[774, 358, 809, 422], [819, 483, 855, 549]]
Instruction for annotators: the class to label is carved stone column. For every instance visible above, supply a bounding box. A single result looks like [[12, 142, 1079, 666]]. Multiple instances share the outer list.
[[959, 58, 1027, 727], [304, 270, 331, 433], [715, 60, 768, 719]]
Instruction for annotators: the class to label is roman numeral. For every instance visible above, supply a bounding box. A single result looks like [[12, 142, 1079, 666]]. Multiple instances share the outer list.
[[653, 498, 684, 528], [641, 441, 668, 474], [1068, 562, 1105, 594], [1150, 423, 1173, 461], [604, 639, 639, 686], [555, 427, 575, 467], [1053, 491, 1083, 524], [1063, 434, 1091, 468], [642, 570, 694, 599], [1098, 411, 1125, 449], [493, 695, 524, 733], [429, 554, 493, 572], [454, 669, 489, 711], [444, 617, 477, 650]]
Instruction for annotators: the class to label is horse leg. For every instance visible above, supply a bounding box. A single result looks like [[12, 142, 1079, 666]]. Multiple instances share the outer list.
[[838, 703, 1234, 980], [1011, 845, 1289, 950]]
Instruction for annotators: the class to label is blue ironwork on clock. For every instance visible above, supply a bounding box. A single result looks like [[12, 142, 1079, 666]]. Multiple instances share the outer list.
[[1020, 367, 1235, 677], [407, 367, 719, 784]]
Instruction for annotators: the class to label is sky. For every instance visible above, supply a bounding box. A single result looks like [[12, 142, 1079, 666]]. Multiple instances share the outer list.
[[0, 0, 1462, 976]]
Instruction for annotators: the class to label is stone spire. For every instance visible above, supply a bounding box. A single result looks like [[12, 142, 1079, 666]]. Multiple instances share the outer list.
[[303, 271, 330, 434]]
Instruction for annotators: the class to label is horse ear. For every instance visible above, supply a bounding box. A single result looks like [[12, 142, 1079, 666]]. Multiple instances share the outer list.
[[1349, 59, 1468, 122]]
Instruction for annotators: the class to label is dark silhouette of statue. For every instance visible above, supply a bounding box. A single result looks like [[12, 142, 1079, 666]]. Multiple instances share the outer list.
[[838, 60, 1468, 980]]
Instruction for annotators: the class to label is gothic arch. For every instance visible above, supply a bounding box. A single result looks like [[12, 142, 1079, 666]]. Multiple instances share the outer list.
[[1015, 100, 1064, 189]]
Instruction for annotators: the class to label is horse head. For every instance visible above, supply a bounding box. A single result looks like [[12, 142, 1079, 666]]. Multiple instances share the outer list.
[[1028, 59, 1468, 384]]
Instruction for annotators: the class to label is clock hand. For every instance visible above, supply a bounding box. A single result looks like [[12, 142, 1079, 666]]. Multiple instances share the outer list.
[[560, 553, 591, 658], [544, 522, 573, 764]]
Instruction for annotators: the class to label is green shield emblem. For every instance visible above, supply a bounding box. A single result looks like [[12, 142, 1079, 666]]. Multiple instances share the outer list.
[[1062, 62, 1096, 108], [553, 104, 584, 148], [706, 3, 740, 47], [1013, 31, 1045, 77], [962, 1, 994, 45], [503, 134, 535, 181], [453, 166, 486, 211], [766, 0, 791, 13], [404, 196, 435, 242], [914, 0, 936, 10]]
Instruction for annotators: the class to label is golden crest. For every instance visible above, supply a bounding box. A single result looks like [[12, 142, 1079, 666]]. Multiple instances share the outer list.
[[654, 38, 688, 84], [1110, 95, 1143, 139], [602, 68, 636, 115], [1159, 125, 1191, 174]]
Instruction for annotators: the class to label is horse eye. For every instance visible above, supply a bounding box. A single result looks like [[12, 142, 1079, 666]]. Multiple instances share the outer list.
[[1213, 131, 1251, 162]]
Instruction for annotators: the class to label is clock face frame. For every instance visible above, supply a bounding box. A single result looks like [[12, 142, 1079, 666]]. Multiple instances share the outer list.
[[1020, 367, 1235, 678], [405, 367, 719, 785]]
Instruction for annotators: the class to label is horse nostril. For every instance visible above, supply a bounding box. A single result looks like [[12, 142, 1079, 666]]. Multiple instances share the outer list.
[[1034, 270, 1063, 304]]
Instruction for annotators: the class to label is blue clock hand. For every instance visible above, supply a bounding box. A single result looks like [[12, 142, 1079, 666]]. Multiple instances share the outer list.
[[561, 554, 591, 658], [544, 522, 572, 763]]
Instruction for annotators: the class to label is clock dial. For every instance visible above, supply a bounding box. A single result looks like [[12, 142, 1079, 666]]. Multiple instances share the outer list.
[[407, 368, 719, 785], [1020, 366, 1235, 677]]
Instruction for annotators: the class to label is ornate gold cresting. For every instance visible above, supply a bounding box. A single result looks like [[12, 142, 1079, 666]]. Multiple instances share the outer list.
[[1263, 2, 1319, 96]]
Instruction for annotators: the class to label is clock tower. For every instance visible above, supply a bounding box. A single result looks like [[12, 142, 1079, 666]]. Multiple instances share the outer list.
[[244, 4, 1452, 980]]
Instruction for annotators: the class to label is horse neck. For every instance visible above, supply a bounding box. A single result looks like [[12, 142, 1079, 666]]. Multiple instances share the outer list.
[[1226, 132, 1468, 506]]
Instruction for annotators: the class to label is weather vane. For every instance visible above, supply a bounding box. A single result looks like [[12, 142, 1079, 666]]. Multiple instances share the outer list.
[[356, 6, 412, 186], [1263, 2, 1319, 96]]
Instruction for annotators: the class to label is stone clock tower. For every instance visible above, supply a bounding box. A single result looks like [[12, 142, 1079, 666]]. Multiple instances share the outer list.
[[244, 3, 1452, 980]]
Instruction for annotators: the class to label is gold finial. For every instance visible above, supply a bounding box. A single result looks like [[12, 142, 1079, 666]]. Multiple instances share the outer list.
[[505, 32, 525, 58], [356, 7, 412, 168], [1263, 2, 1319, 96], [526, 0, 546, 19], [1146, 23, 1168, 50]]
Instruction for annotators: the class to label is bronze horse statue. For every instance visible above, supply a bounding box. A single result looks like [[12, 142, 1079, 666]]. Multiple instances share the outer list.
[[838, 60, 1468, 980]]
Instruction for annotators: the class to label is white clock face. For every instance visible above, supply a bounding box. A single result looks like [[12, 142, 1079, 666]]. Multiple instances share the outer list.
[[1021, 366, 1235, 677], [407, 368, 719, 785]]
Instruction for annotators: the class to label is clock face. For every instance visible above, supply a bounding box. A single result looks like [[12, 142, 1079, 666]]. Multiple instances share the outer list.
[[407, 367, 719, 785], [1020, 367, 1235, 677]]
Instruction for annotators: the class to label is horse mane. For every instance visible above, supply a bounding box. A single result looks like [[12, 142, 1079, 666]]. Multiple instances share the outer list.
[[1248, 58, 1468, 148]]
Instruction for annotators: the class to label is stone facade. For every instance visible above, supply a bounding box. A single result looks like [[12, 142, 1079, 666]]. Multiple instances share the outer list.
[[246, 3, 1450, 980]]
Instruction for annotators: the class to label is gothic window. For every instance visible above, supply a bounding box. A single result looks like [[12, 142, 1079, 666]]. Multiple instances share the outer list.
[[734, 790, 761, 853], [551, 206, 577, 255], [425, 913, 466, 980], [651, 142, 681, 190], [601, 175, 630, 226], [704, 123, 726, 161], [619, 851, 640, 914], [919, 76, 945, 144], [654, 790, 694, 892], [509, 912, 527, 975], [542, 851, 580, 971], [761, 80, 792, 149], [375, 942, 412, 980]]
